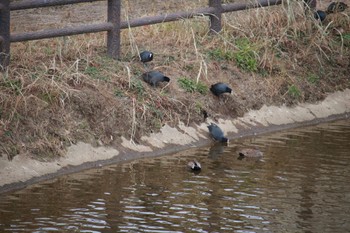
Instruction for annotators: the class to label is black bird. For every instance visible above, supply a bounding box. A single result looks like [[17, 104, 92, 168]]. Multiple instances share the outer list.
[[141, 71, 170, 87], [326, 2, 348, 14], [140, 51, 153, 63], [207, 123, 228, 143], [187, 160, 201, 171], [314, 10, 327, 21], [210, 82, 232, 97]]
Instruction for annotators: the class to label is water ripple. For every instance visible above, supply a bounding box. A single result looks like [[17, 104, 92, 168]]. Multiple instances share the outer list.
[[1, 120, 350, 232]]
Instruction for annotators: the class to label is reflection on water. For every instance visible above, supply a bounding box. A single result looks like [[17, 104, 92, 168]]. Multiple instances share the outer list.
[[1, 119, 350, 232]]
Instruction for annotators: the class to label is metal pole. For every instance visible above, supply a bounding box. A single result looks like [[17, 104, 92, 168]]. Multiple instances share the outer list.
[[0, 0, 10, 70], [107, 0, 121, 59], [209, 0, 222, 33]]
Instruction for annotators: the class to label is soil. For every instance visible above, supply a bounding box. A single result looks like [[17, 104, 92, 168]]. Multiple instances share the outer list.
[[1, 0, 350, 187]]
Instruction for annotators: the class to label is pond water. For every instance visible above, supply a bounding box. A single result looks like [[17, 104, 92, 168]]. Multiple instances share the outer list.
[[1, 119, 350, 232]]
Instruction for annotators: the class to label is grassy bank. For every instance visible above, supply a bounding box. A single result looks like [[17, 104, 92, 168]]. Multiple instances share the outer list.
[[1, 1, 349, 160]]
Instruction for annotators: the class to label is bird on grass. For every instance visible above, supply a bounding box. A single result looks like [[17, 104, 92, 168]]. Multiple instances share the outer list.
[[210, 82, 232, 97], [187, 160, 201, 171], [326, 2, 348, 14], [314, 10, 327, 21], [139, 51, 153, 63], [207, 123, 228, 143], [141, 71, 170, 87]]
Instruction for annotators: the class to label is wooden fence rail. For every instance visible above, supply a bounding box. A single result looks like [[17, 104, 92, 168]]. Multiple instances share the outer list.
[[0, 0, 315, 70]]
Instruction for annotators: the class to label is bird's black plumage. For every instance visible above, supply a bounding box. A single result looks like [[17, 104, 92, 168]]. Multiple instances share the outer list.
[[141, 71, 170, 87], [314, 10, 327, 21], [210, 83, 232, 97], [140, 51, 153, 63], [207, 123, 228, 143], [326, 2, 348, 14], [187, 160, 201, 171]]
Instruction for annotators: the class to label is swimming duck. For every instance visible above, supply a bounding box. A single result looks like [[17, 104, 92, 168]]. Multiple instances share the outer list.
[[210, 82, 232, 97], [140, 51, 153, 63], [238, 148, 263, 158], [207, 123, 228, 143], [314, 10, 327, 21], [141, 71, 170, 87], [326, 2, 348, 14], [187, 160, 202, 171]]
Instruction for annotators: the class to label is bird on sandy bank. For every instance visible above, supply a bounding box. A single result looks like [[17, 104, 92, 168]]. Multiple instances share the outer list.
[[326, 2, 348, 14], [210, 82, 232, 97], [238, 148, 263, 159], [141, 71, 170, 87], [187, 160, 202, 171], [207, 123, 228, 143], [314, 10, 327, 21], [139, 51, 153, 63]]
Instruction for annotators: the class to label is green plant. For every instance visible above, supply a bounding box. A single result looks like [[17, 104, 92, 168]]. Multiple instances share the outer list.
[[234, 38, 258, 72], [84, 66, 108, 80], [307, 74, 320, 84], [130, 79, 145, 97], [1, 77, 22, 95], [342, 33, 350, 47], [288, 84, 301, 98], [114, 89, 124, 97], [178, 77, 208, 94], [208, 48, 235, 61]]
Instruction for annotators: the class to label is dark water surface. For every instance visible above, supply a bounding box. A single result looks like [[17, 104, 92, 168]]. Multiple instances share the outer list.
[[1, 120, 350, 232]]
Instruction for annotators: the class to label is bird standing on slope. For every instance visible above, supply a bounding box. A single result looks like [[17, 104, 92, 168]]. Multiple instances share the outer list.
[[139, 51, 154, 70], [314, 10, 327, 21], [207, 123, 228, 143], [326, 2, 348, 14], [210, 82, 232, 97], [141, 71, 170, 87], [140, 51, 153, 63]]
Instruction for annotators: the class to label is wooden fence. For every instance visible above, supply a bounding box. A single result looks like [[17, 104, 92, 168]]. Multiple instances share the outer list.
[[0, 0, 316, 70]]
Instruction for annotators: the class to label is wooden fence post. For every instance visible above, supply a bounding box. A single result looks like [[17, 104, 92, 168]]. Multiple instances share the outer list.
[[303, 0, 317, 10], [209, 0, 222, 33], [107, 0, 121, 59], [0, 0, 10, 70]]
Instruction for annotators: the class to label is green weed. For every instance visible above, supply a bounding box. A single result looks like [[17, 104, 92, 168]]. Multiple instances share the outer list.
[[307, 74, 320, 84], [208, 48, 235, 61], [1, 77, 22, 95], [288, 84, 301, 98], [342, 33, 350, 47], [114, 88, 125, 97], [178, 77, 208, 94], [84, 66, 108, 80], [130, 78, 145, 97], [234, 38, 258, 72]]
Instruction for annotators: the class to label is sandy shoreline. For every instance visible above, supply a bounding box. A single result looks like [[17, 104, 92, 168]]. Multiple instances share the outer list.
[[1, 89, 350, 194]]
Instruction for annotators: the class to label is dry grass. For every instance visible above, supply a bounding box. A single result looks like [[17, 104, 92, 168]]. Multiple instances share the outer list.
[[1, 0, 350, 160]]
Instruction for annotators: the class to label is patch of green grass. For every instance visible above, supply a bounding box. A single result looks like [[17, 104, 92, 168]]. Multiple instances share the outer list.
[[288, 84, 301, 98], [130, 79, 145, 98], [178, 77, 208, 94], [234, 38, 258, 72], [184, 64, 194, 71], [307, 74, 320, 84], [0, 77, 22, 95], [208, 48, 235, 61], [114, 88, 125, 97], [84, 66, 108, 80], [343, 33, 350, 40], [342, 33, 350, 47], [148, 104, 164, 119], [40, 92, 55, 104]]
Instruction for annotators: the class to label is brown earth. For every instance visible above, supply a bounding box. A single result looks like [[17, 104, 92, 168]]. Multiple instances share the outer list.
[[1, 0, 350, 160]]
